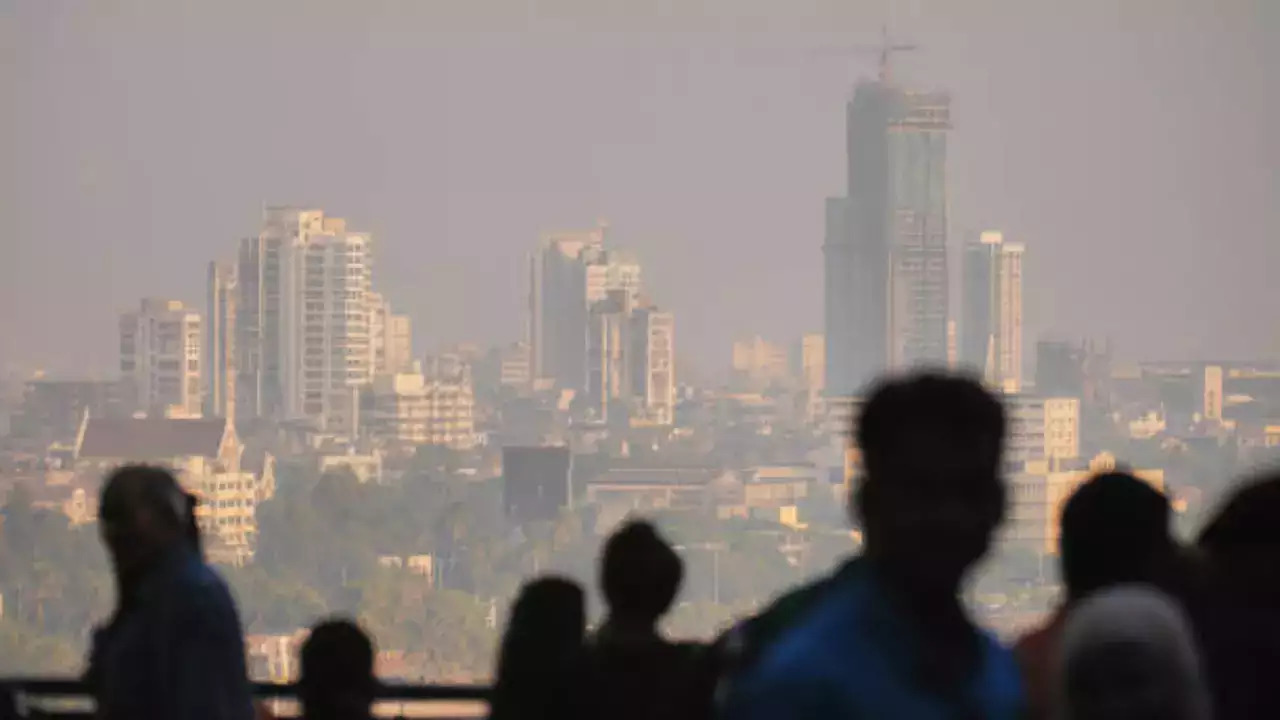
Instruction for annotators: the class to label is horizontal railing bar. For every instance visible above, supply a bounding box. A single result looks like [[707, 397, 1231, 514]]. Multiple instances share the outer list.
[[1, 678, 490, 702]]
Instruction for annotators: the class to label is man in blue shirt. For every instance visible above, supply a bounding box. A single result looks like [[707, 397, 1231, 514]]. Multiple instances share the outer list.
[[724, 374, 1024, 720], [88, 465, 254, 720]]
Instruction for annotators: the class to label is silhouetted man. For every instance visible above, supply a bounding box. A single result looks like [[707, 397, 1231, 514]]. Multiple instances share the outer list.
[[299, 619, 378, 720], [1014, 471, 1176, 720], [87, 465, 253, 720], [723, 373, 1023, 720], [584, 520, 700, 720]]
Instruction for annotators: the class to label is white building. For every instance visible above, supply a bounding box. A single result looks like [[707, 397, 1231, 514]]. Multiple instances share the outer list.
[[119, 299, 203, 418], [1005, 395, 1080, 470], [631, 305, 675, 426], [370, 360, 478, 450], [237, 208, 375, 436]]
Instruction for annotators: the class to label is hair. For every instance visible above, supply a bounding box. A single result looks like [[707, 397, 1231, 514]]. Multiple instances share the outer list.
[[100, 464, 187, 531], [300, 618, 377, 701], [600, 520, 683, 625], [490, 577, 586, 720], [854, 372, 1006, 520], [1198, 473, 1280, 552], [1059, 472, 1172, 601]]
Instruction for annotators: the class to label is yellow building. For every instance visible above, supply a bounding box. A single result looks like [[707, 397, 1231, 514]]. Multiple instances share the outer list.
[[1006, 452, 1165, 555], [75, 416, 262, 564]]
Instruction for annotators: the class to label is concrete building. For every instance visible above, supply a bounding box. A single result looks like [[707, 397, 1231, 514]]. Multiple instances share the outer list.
[[584, 291, 675, 426], [732, 336, 790, 389], [1005, 395, 1081, 470], [796, 334, 826, 392], [205, 261, 237, 419], [499, 342, 532, 389], [369, 360, 477, 451], [420, 356, 479, 449], [529, 225, 606, 391], [75, 416, 260, 564], [369, 292, 413, 376], [961, 232, 1024, 392], [630, 305, 675, 426], [1006, 452, 1165, 554], [826, 78, 952, 394], [119, 299, 203, 419], [587, 290, 633, 422], [237, 208, 375, 436], [528, 223, 642, 392], [11, 378, 125, 443]]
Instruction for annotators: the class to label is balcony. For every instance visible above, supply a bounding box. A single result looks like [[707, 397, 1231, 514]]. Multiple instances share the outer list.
[[2, 679, 489, 719]]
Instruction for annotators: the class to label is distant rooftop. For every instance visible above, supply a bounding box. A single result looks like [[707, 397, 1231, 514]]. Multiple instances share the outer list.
[[78, 417, 228, 460]]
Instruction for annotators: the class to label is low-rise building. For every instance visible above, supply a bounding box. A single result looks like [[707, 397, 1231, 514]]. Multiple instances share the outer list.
[[75, 416, 261, 564], [1005, 451, 1165, 555]]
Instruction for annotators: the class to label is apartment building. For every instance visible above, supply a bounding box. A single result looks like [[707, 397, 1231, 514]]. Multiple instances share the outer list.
[[119, 298, 203, 418]]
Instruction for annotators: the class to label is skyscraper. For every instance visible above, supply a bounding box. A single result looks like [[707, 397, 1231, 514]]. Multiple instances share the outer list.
[[236, 207, 374, 434], [961, 231, 1024, 392], [119, 298, 203, 418], [825, 74, 951, 395], [529, 226, 603, 391], [528, 223, 641, 392], [204, 261, 237, 419], [630, 304, 675, 426]]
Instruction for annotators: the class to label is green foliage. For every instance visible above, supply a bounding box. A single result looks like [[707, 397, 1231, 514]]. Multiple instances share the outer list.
[[0, 483, 113, 674]]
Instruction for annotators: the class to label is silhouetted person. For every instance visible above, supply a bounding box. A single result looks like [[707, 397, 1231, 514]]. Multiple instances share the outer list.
[[0, 686, 17, 720], [1015, 472, 1177, 720], [723, 373, 1022, 720], [1057, 585, 1210, 720], [489, 577, 586, 720], [86, 465, 253, 720], [1194, 474, 1280, 720], [584, 520, 700, 720], [299, 619, 378, 720]]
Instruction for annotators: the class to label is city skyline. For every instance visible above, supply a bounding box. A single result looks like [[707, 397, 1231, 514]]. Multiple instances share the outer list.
[[5, 1, 1278, 377]]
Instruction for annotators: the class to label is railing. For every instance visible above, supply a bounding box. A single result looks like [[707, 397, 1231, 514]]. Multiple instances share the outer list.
[[2, 679, 490, 719]]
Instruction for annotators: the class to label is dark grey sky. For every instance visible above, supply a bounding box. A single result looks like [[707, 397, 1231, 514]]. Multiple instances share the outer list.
[[5, 0, 1277, 377]]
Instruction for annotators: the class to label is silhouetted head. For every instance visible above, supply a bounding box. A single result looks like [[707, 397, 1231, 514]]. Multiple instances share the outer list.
[[600, 520, 683, 629], [99, 465, 188, 582], [491, 577, 586, 720], [854, 373, 1006, 596], [299, 619, 377, 720], [1059, 472, 1173, 602], [1058, 585, 1210, 720], [1198, 473, 1280, 602]]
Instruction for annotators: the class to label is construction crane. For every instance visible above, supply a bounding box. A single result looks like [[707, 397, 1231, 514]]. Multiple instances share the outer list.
[[871, 25, 917, 83], [797, 25, 918, 84]]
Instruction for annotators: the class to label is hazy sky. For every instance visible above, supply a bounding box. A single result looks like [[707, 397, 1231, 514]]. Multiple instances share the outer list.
[[4, 0, 1277, 377]]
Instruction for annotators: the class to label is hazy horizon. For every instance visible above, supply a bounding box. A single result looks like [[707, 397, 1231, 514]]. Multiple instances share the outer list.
[[5, 0, 1278, 378]]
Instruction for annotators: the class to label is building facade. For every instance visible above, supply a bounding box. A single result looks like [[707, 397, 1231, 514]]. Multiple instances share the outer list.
[[236, 208, 375, 436], [205, 261, 237, 419], [369, 292, 413, 376], [732, 336, 790, 389], [825, 81, 951, 395], [528, 224, 643, 393], [119, 299, 203, 419], [962, 231, 1025, 392], [1005, 395, 1081, 470]]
